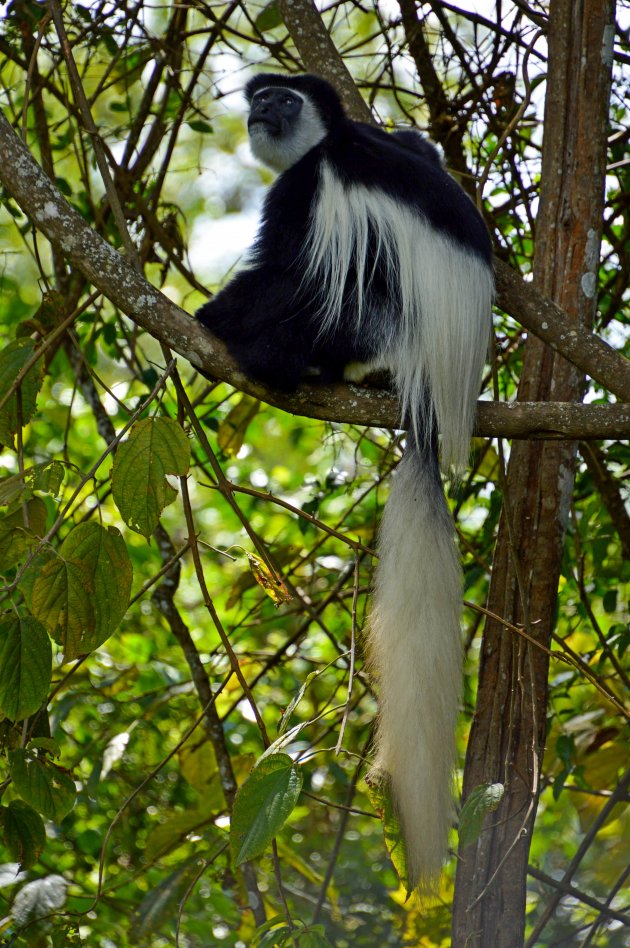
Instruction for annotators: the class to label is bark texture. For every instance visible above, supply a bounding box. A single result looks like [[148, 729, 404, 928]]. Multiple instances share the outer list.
[[452, 2, 616, 944]]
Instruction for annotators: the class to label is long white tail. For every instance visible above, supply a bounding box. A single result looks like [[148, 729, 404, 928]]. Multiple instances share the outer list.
[[305, 158, 492, 889], [368, 439, 462, 892]]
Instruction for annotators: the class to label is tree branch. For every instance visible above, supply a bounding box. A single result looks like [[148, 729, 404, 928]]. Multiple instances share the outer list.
[[276, 0, 373, 122], [398, 0, 471, 181], [493, 259, 630, 401], [1, 107, 628, 440]]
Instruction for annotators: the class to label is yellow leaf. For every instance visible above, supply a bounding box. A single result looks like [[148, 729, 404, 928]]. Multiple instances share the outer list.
[[244, 551, 292, 607], [217, 396, 260, 457]]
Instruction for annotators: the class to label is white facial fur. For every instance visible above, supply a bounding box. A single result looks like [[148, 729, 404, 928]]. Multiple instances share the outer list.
[[248, 90, 327, 172]]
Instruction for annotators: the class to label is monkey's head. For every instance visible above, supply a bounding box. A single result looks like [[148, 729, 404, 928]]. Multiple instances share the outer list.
[[244, 73, 345, 173]]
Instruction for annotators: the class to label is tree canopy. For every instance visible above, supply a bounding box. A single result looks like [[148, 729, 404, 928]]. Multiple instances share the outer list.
[[0, 1, 628, 945]]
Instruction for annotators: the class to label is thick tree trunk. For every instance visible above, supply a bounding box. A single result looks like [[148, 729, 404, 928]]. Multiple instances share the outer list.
[[452, 2, 616, 945]]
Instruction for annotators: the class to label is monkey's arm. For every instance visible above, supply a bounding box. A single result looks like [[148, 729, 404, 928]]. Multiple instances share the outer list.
[[197, 266, 318, 391]]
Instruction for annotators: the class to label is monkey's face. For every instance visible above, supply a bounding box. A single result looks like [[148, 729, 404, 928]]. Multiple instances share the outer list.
[[247, 86, 327, 172]]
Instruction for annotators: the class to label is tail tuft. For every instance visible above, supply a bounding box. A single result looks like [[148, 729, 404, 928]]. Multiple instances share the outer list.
[[367, 441, 462, 892]]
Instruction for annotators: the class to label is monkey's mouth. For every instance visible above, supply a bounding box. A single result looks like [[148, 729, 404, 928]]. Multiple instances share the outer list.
[[248, 117, 284, 137]]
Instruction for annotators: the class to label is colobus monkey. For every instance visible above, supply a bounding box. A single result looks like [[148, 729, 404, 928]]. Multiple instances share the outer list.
[[197, 73, 493, 892]]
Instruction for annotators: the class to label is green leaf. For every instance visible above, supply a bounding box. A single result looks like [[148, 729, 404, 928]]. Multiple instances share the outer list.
[[22, 292, 67, 336], [0, 462, 64, 507], [366, 773, 409, 895], [50, 922, 82, 947], [278, 670, 321, 736], [253, 914, 291, 941], [179, 740, 225, 801], [255, 0, 283, 31], [0, 799, 47, 868], [18, 546, 55, 606], [602, 589, 617, 613], [0, 473, 30, 506], [230, 754, 303, 866], [54, 176, 73, 196], [556, 734, 575, 768], [58, 522, 133, 651], [112, 416, 190, 537], [255, 914, 333, 946], [295, 929, 333, 947], [0, 497, 47, 569], [552, 767, 571, 801], [0, 615, 52, 720], [32, 460, 65, 496], [145, 809, 224, 862], [301, 498, 320, 517], [217, 395, 260, 457], [187, 119, 214, 134], [23, 523, 132, 661], [11, 874, 68, 928], [30, 737, 61, 756], [458, 782, 505, 849], [258, 925, 293, 947], [132, 857, 204, 940], [0, 339, 44, 446], [27, 554, 94, 660], [9, 748, 77, 821]]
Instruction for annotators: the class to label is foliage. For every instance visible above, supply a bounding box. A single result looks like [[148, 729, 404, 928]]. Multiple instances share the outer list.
[[0, 1, 628, 945]]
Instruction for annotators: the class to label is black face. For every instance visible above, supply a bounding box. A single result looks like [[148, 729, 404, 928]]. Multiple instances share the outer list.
[[248, 87, 303, 135]]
